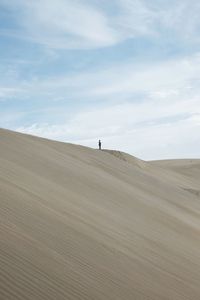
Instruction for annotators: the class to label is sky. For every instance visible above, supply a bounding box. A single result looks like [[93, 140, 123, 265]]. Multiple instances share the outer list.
[[0, 0, 200, 160]]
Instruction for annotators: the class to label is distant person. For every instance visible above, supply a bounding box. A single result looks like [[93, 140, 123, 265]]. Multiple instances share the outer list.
[[98, 140, 102, 150]]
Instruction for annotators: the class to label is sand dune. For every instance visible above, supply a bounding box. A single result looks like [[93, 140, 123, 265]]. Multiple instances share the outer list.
[[0, 128, 200, 300]]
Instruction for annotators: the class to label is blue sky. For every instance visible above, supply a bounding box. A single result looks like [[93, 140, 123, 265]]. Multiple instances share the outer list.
[[0, 0, 200, 159]]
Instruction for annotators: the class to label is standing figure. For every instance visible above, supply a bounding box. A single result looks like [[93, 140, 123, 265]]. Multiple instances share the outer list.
[[98, 139, 102, 150]]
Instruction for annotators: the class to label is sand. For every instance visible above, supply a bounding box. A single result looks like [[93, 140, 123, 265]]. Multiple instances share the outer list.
[[0, 128, 200, 300]]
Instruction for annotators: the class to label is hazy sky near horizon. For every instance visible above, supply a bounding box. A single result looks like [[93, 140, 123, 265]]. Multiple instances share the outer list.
[[0, 0, 200, 160]]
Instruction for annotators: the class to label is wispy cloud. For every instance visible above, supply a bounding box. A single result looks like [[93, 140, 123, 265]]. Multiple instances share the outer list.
[[0, 87, 24, 101], [1, 0, 200, 159], [115, 0, 156, 38], [2, 0, 200, 49], [8, 52, 200, 103], [1, 0, 118, 49], [17, 107, 200, 160], [15, 53, 200, 159]]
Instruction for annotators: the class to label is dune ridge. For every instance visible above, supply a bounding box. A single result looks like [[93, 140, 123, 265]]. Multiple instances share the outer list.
[[0, 128, 200, 300]]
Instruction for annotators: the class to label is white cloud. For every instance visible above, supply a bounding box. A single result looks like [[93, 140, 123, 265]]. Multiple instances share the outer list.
[[17, 109, 200, 160], [0, 111, 25, 127], [14, 50, 200, 160], [157, 0, 200, 42], [14, 52, 200, 104], [15, 97, 198, 160], [2, 0, 200, 49], [115, 0, 156, 37], [1, 0, 199, 160], [0, 87, 24, 101], [2, 0, 119, 49]]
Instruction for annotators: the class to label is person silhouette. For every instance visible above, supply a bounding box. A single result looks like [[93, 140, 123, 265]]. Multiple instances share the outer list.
[[98, 140, 102, 150]]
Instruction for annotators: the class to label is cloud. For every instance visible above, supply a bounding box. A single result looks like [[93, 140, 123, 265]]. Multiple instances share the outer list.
[[114, 0, 157, 37], [2, 0, 200, 49], [1, 1, 200, 159], [0, 111, 25, 127], [0, 87, 24, 101], [1, 0, 118, 49], [156, 0, 200, 42], [13, 50, 200, 159], [11, 52, 200, 104], [17, 108, 200, 160]]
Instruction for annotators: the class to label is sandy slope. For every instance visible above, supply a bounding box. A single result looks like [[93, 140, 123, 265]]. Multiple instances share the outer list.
[[0, 128, 200, 300]]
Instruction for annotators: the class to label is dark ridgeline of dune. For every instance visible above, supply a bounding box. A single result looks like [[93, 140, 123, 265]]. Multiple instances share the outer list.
[[0, 128, 200, 300]]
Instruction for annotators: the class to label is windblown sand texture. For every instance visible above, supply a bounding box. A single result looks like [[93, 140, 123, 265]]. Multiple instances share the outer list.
[[0, 128, 200, 300]]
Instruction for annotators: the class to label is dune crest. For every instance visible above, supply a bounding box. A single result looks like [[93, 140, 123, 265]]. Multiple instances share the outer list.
[[0, 128, 200, 300], [103, 149, 147, 169]]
